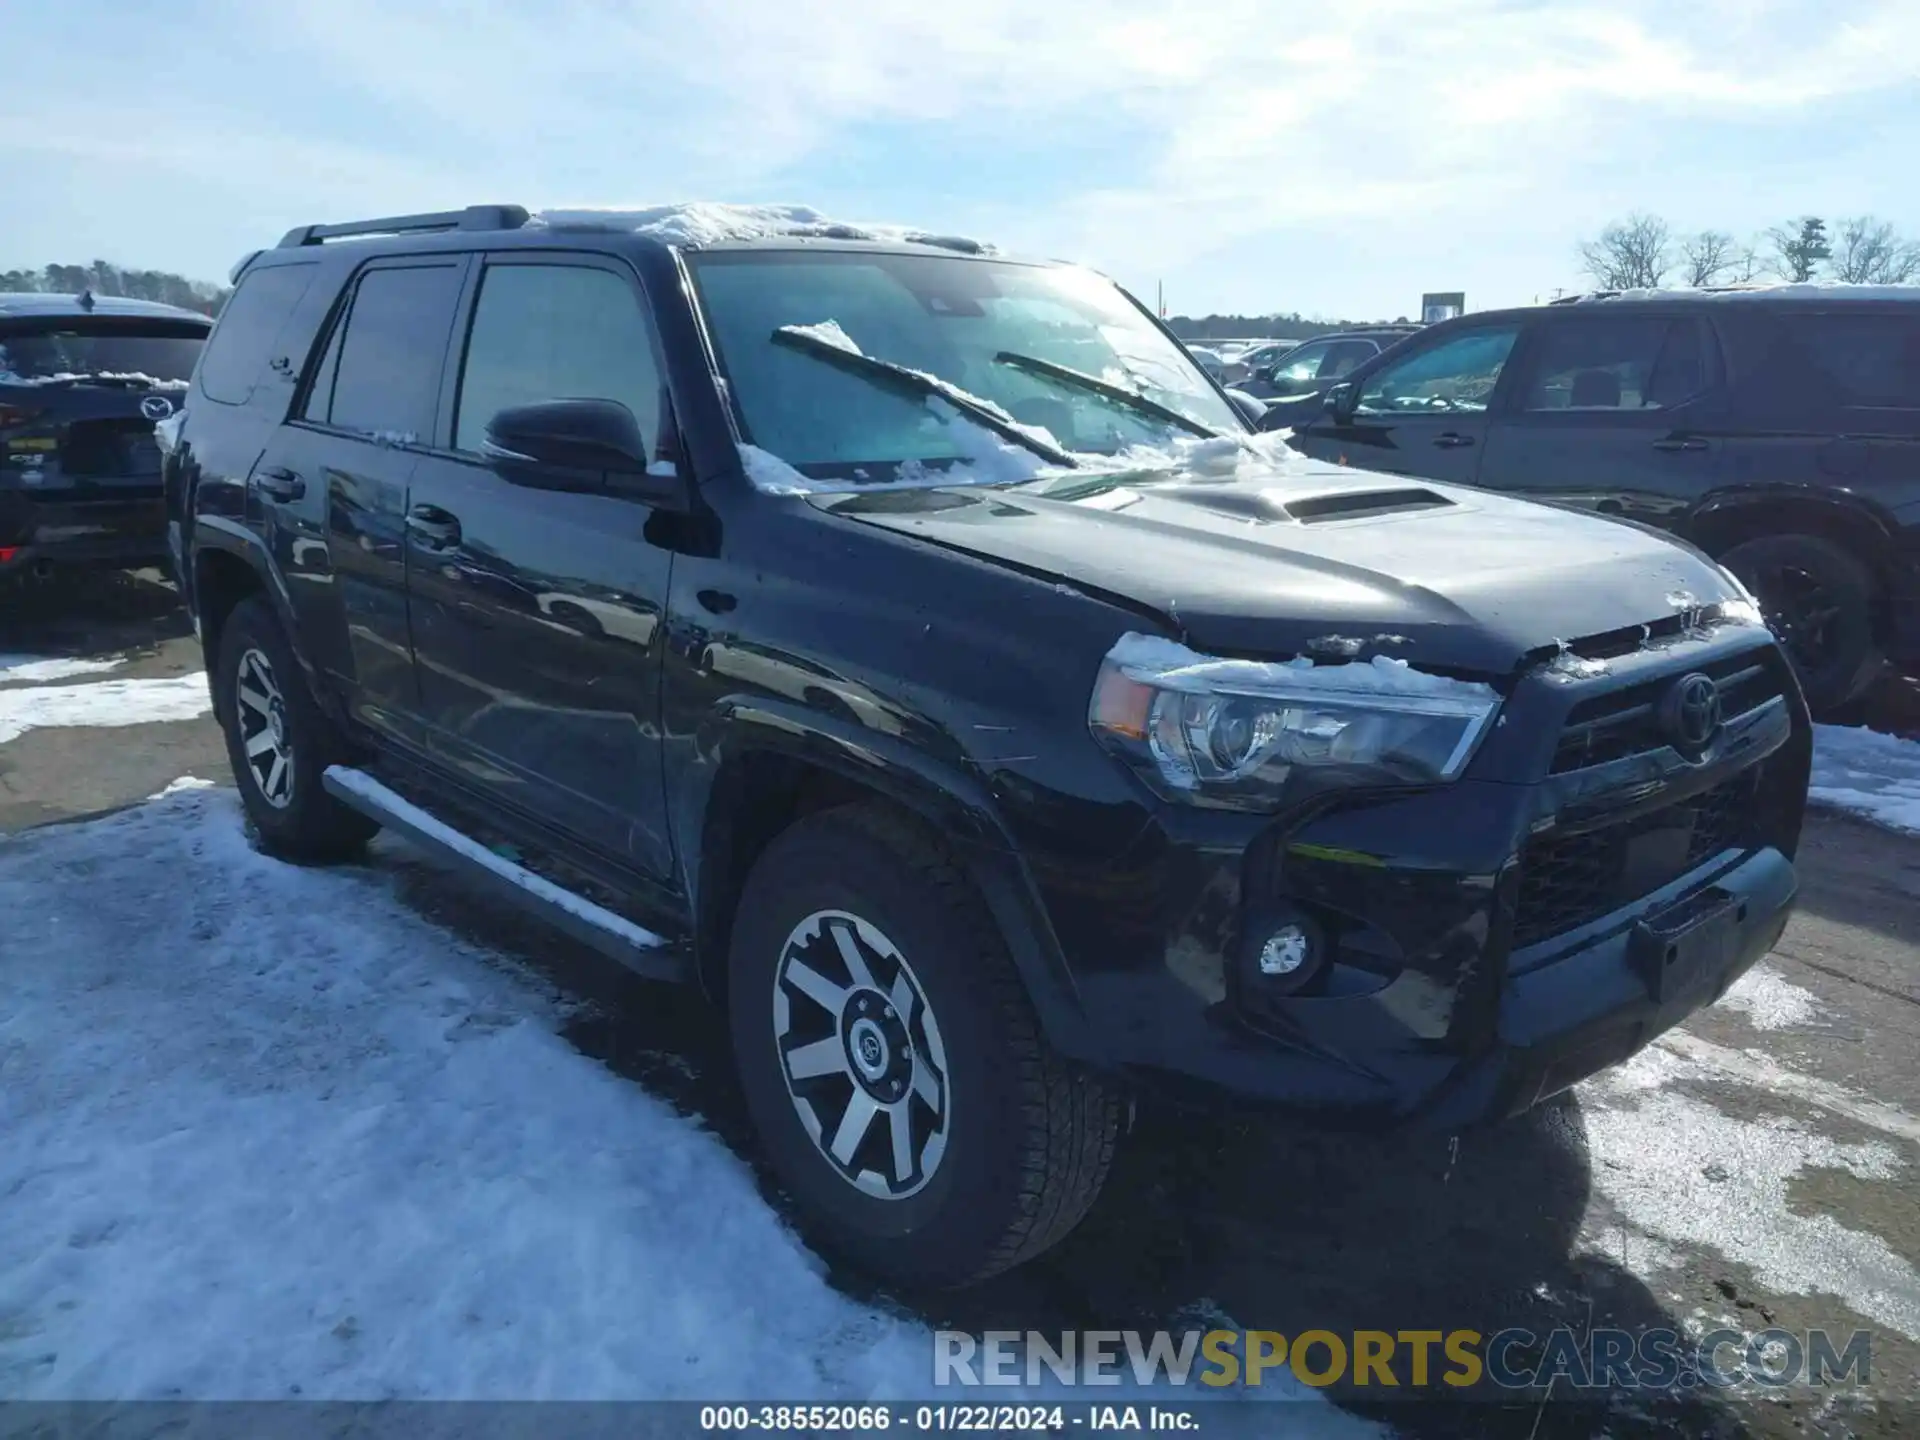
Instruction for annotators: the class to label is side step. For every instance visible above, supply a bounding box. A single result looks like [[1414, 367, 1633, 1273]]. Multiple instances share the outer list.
[[323, 765, 687, 983]]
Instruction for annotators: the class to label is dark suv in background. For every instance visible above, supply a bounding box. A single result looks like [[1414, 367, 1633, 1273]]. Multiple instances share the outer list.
[[1, 291, 210, 578], [1267, 290, 1920, 712], [1238, 326, 1422, 400], [165, 205, 1807, 1288]]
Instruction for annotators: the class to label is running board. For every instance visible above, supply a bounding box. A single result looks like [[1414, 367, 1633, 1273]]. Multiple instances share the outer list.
[[323, 765, 686, 983]]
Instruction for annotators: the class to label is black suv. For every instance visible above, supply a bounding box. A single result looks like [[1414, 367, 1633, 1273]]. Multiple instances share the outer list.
[[1, 291, 211, 577], [166, 205, 1809, 1287], [1267, 290, 1920, 712]]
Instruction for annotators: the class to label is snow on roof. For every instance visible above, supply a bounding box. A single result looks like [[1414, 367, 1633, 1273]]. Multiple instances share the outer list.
[[1567, 281, 1920, 304], [527, 202, 995, 254]]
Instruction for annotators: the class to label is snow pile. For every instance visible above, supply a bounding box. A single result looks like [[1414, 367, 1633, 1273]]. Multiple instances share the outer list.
[[0, 370, 189, 390], [531, 203, 993, 254], [776, 319, 863, 355], [0, 788, 1382, 1430], [1809, 723, 1920, 835], [0, 654, 125, 684], [1107, 631, 1498, 705], [0, 673, 211, 745]]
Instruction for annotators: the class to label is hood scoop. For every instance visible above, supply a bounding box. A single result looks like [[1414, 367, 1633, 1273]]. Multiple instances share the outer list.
[[1283, 488, 1454, 523]]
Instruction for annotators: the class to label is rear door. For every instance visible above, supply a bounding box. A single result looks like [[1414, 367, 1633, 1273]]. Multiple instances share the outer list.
[[252, 256, 469, 747], [1473, 311, 1724, 527], [403, 253, 678, 876], [1288, 320, 1525, 484]]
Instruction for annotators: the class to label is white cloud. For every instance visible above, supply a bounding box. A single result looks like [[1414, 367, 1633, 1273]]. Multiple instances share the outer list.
[[3, 0, 1916, 311]]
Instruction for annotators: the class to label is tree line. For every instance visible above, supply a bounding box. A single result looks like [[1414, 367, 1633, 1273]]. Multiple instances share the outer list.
[[1577, 214, 1920, 291], [0, 261, 228, 317]]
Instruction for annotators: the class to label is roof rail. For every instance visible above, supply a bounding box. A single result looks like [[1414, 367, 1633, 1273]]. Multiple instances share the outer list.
[[276, 204, 530, 249]]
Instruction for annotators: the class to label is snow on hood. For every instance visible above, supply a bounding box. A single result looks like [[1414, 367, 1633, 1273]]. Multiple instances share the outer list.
[[529, 203, 994, 254], [1108, 631, 1498, 704], [740, 424, 1308, 497]]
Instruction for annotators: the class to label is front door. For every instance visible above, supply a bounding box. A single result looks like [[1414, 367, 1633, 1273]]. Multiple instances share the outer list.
[[1290, 321, 1525, 485], [405, 254, 679, 877], [1475, 313, 1725, 529]]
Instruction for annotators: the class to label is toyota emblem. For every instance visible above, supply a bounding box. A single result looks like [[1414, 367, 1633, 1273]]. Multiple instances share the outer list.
[[1661, 672, 1722, 751], [140, 395, 175, 421]]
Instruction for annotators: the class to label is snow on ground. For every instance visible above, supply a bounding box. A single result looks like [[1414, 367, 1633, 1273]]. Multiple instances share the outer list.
[[0, 788, 1376, 1430], [1718, 962, 1821, 1032], [0, 672, 210, 745], [1810, 723, 1920, 835], [0, 653, 125, 684], [1580, 1045, 1920, 1341]]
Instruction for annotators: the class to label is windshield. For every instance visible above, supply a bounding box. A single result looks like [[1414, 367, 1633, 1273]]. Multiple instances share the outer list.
[[0, 321, 206, 386], [688, 250, 1241, 483]]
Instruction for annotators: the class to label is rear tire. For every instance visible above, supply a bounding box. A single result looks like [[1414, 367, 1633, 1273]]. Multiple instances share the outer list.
[[214, 596, 377, 862], [1720, 533, 1880, 715], [728, 803, 1122, 1287]]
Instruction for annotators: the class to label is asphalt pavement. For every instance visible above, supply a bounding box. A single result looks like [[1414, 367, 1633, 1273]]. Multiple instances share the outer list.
[[3, 570, 1915, 1439]]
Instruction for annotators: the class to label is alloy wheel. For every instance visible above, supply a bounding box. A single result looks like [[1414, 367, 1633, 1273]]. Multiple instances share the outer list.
[[773, 909, 951, 1199], [1748, 561, 1844, 677], [234, 647, 295, 809]]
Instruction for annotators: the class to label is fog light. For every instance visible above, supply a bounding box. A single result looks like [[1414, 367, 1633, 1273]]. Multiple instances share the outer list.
[[1258, 924, 1311, 976]]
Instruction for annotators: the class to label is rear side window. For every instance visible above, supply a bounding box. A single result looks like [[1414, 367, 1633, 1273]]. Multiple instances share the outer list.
[[320, 264, 465, 442], [1522, 317, 1666, 410], [452, 263, 664, 454], [197, 263, 318, 405], [1795, 313, 1920, 409]]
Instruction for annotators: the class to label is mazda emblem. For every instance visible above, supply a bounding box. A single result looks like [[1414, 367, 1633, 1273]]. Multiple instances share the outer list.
[[1662, 672, 1721, 750], [140, 395, 175, 421]]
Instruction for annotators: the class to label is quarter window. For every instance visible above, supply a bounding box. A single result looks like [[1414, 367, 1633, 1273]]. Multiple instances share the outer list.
[[453, 264, 664, 455], [197, 263, 318, 406]]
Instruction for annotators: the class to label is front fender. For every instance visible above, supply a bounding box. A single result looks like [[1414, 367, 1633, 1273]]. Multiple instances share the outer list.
[[682, 695, 1108, 1066]]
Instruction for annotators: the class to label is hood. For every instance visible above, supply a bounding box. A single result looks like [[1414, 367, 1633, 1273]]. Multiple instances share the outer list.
[[815, 457, 1742, 677]]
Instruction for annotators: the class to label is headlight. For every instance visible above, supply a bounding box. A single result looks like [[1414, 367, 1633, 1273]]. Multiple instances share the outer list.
[[1088, 633, 1501, 810]]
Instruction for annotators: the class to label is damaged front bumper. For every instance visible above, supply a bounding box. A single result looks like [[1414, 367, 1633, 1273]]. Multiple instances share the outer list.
[[1032, 627, 1812, 1130]]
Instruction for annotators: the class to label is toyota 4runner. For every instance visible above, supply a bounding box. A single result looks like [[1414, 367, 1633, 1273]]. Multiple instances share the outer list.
[[165, 204, 1810, 1287]]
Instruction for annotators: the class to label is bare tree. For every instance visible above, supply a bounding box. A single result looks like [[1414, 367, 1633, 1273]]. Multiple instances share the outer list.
[[1678, 230, 1739, 287], [1765, 217, 1831, 282], [1830, 216, 1920, 284], [1727, 241, 1766, 284], [1577, 213, 1674, 290]]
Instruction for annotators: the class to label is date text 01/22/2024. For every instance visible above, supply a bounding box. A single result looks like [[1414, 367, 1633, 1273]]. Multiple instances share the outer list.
[[698, 1404, 1195, 1431]]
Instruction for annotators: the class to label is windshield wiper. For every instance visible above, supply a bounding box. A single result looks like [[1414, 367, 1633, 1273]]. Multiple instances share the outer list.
[[992, 351, 1219, 439], [771, 327, 1078, 469]]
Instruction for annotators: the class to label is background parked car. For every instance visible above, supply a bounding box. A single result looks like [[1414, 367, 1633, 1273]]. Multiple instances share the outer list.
[[1238, 326, 1421, 399], [1219, 338, 1303, 385], [1270, 288, 1920, 713], [1, 291, 211, 579]]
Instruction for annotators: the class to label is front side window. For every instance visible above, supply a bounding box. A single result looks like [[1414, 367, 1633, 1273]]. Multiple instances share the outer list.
[[1271, 341, 1331, 384], [687, 250, 1239, 481], [453, 264, 664, 454], [1356, 325, 1520, 415], [323, 264, 465, 442]]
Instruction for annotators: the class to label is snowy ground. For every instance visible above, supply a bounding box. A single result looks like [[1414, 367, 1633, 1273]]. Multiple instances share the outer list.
[[0, 784, 1371, 1429], [1809, 722, 1920, 835]]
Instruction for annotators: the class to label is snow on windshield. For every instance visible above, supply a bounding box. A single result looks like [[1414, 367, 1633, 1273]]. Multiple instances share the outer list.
[[530, 203, 994, 254]]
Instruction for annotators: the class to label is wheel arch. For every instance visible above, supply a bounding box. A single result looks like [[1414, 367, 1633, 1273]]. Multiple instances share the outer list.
[[680, 699, 1103, 1064], [1681, 488, 1901, 638]]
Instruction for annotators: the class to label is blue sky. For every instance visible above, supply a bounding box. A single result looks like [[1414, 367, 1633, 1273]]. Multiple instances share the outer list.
[[4, 0, 1916, 320]]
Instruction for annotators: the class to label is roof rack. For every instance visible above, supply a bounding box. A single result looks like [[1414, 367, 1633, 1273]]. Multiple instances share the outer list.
[[276, 204, 529, 249]]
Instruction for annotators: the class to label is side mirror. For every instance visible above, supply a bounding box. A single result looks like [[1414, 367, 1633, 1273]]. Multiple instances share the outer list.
[[483, 400, 685, 507], [1226, 390, 1267, 427], [1323, 382, 1357, 422]]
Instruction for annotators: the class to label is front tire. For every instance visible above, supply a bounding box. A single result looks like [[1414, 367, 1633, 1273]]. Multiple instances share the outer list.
[[214, 596, 377, 861], [728, 804, 1122, 1287], [1720, 533, 1881, 714]]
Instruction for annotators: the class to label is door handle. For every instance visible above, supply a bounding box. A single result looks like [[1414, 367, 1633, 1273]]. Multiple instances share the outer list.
[[405, 505, 462, 550], [253, 466, 305, 502], [1653, 436, 1708, 452], [1432, 432, 1476, 449]]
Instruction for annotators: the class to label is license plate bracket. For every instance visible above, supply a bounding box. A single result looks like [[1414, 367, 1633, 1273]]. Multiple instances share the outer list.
[[1630, 886, 1738, 1003]]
